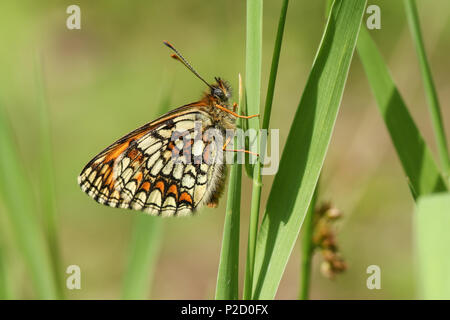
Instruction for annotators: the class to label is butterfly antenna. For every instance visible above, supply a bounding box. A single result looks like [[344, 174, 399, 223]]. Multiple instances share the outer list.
[[163, 41, 213, 89]]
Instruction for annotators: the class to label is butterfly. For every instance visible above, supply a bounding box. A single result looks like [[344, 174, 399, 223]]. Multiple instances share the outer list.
[[78, 41, 258, 217]]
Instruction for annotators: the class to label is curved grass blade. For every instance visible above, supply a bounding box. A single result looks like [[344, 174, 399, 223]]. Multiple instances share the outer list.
[[34, 54, 64, 298], [0, 104, 58, 299], [356, 28, 448, 197], [251, 0, 366, 299]]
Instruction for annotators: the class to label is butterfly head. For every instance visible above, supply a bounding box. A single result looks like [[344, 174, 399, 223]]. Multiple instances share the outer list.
[[211, 77, 232, 105]]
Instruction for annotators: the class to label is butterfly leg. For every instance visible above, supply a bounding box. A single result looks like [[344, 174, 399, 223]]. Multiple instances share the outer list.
[[222, 136, 259, 156], [215, 103, 259, 119]]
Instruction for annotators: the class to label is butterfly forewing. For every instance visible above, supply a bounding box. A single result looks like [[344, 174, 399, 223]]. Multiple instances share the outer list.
[[78, 106, 226, 216]]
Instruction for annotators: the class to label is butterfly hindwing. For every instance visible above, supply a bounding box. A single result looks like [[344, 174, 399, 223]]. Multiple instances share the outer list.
[[78, 106, 226, 216]]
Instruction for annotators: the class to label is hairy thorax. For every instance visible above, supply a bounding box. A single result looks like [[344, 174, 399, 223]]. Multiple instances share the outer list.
[[210, 104, 236, 130]]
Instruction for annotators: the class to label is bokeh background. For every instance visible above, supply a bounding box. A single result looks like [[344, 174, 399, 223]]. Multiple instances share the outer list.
[[1, 0, 450, 299]]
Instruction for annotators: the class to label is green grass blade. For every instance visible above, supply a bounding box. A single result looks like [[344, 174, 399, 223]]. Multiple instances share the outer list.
[[244, 163, 262, 300], [245, 0, 263, 134], [251, 0, 366, 299], [357, 28, 448, 197], [298, 184, 318, 300], [261, 0, 289, 131], [122, 215, 163, 299], [0, 104, 58, 299], [244, 0, 290, 300], [215, 151, 242, 300], [404, 0, 450, 182], [415, 193, 450, 299], [242, 91, 254, 179], [34, 54, 64, 298], [215, 75, 243, 300], [243, 0, 263, 300]]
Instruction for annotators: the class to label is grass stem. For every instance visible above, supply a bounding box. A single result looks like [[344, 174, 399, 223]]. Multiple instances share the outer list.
[[404, 0, 450, 183], [262, 0, 289, 131], [298, 185, 318, 300], [215, 75, 243, 300], [243, 0, 263, 300]]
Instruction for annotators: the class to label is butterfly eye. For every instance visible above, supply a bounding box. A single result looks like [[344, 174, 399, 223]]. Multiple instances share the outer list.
[[213, 88, 223, 98]]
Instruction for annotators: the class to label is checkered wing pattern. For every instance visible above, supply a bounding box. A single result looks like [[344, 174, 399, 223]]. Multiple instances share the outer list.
[[78, 107, 225, 216]]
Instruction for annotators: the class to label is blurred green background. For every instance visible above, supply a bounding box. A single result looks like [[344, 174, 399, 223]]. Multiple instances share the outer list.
[[1, 0, 450, 299]]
